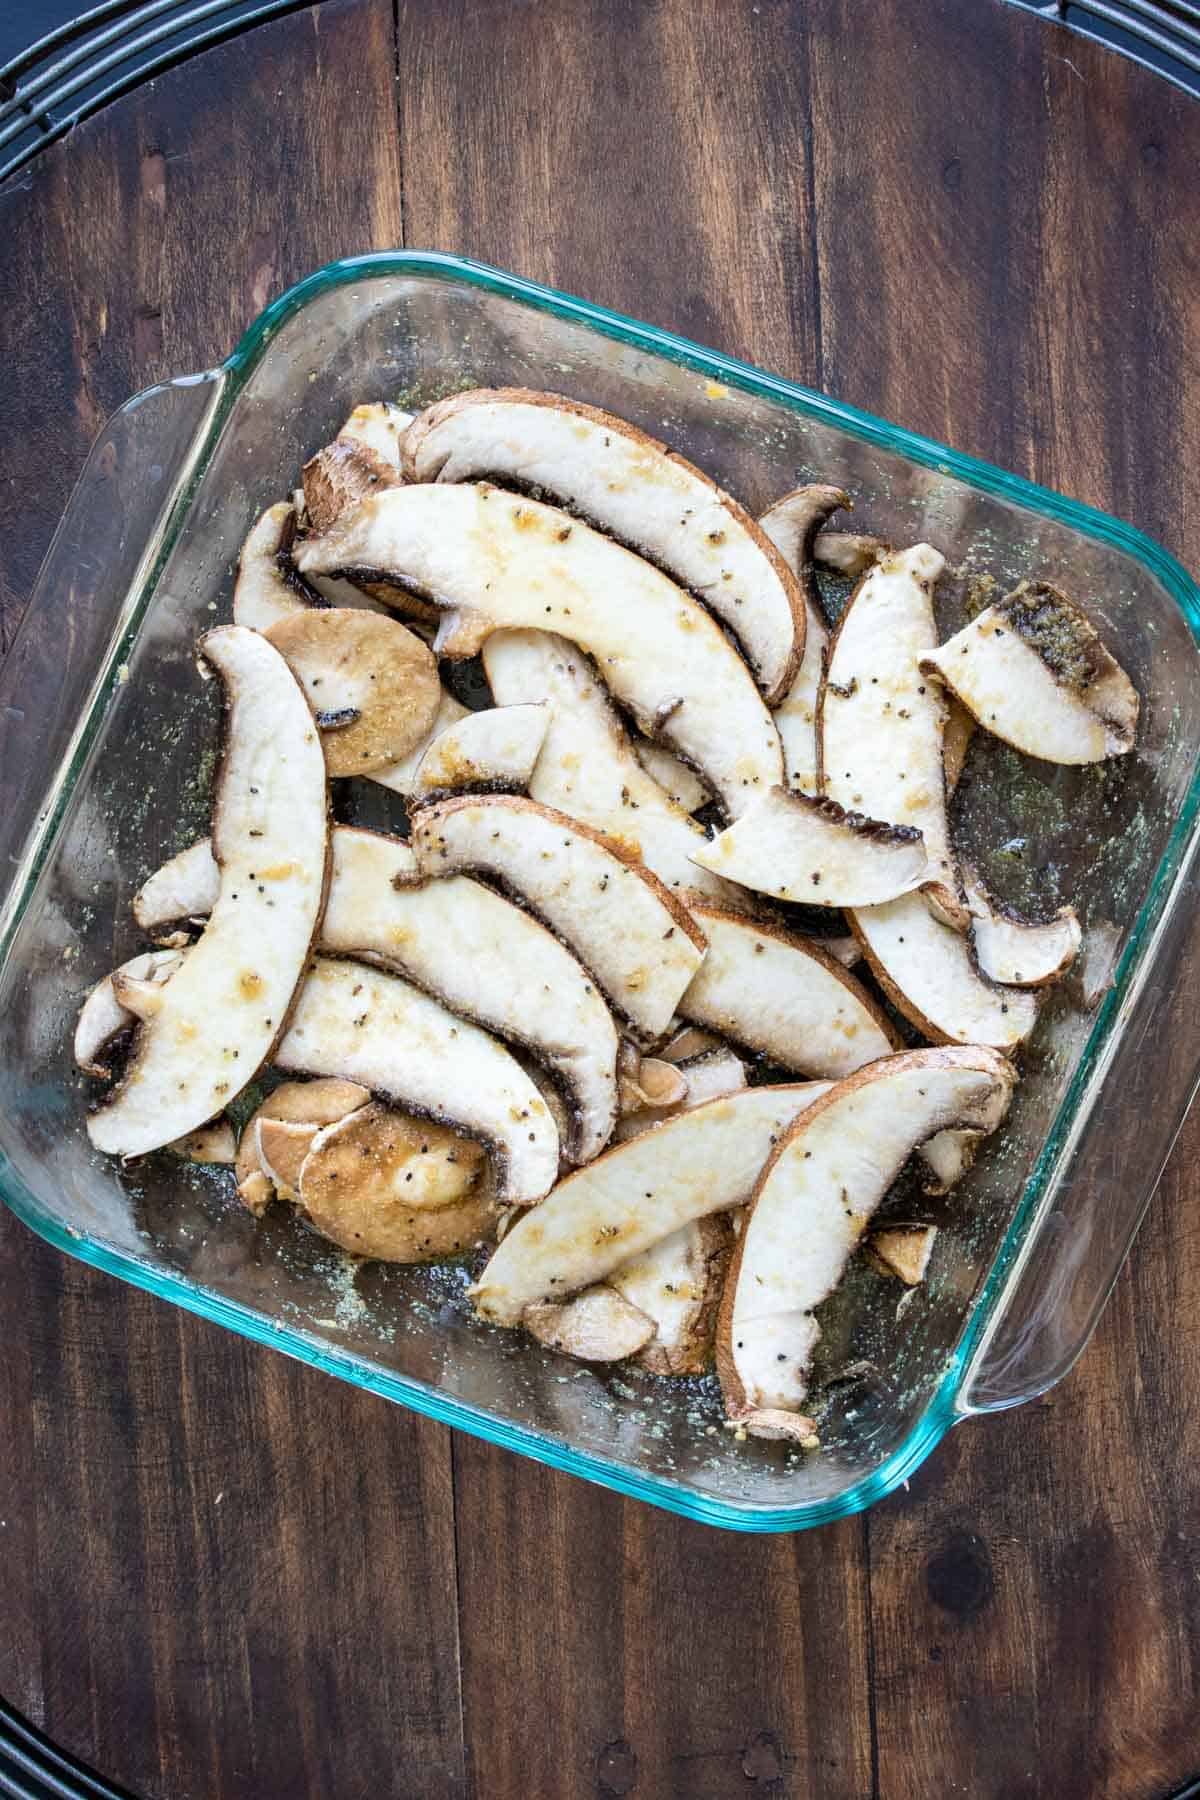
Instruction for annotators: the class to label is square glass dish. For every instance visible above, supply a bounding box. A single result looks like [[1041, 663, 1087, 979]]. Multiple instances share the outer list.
[[2, 252, 1199, 1534]]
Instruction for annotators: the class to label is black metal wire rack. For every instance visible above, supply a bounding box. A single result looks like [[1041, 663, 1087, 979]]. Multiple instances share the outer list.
[[0, 1697, 136, 1800], [0, 0, 312, 183], [1006, 0, 1200, 94]]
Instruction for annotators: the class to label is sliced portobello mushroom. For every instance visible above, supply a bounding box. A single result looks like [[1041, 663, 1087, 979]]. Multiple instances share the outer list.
[[943, 696, 976, 796], [813, 532, 890, 578], [233, 504, 314, 633], [471, 1082, 831, 1326], [617, 1044, 688, 1115], [482, 629, 732, 897], [273, 955, 559, 1205], [717, 1047, 1014, 1439], [920, 581, 1138, 763], [295, 484, 784, 818], [88, 627, 329, 1157], [869, 1224, 938, 1285], [614, 1045, 748, 1143], [758, 485, 850, 794], [692, 786, 930, 908], [818, 543, 966, 927], [678, 901, 902, 1080], [265, 608, 441, 776], [610, 1215, 733, 1375], [525, 1287, 656, 1363], [849, 890, 1039, 1049], [302, 435, 401, 534], [235, 1077, 370, 1212], [166, 1120, 237, 1164], [962, 866, 1082, 988], [919, 1127, 985, 1195], [630, 739, 710, 813], [402, 388, 807, 701], [372, 689, 471, 796], [409, 796, 708, 1042], [336, 401, 413, 469], [132, 825, 621, 1164], [74, 949, 185, 1077], [320, 827, 620, 1163], [298, 1104, 498, 1262], [413, 703, 549, 799], [658, 1024, 722, 1063], [256, 1116, 323, 1201]]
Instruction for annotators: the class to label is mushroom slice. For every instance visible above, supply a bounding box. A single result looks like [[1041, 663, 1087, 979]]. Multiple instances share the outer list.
[[256, 1117, 322, 1201], [919, 581, 1138, 763], [658, 1025, 722, 1064], [471, 1082, 831, 1326], [758, 485, 849, 794], [295, 484, 784, 818], [631, 741, 709, 814], [302, 436, 401, 534], [132, 826, 621, 1165], [525, 1287, 656, 1363], [133, 840, 221, 936], [265, 609, 440, 776], [410, 796, 707, 1041], [402, 389, 806, 701], [919, 1127, 983, 1195], [273, 956, 558, 1205], [371, 689, 471, 796], [614, 1046, 748, 1143], [74, 949, 184, 1077], [298, 1106, 497, 1263], [717, 1047, 1014, 1438], [167, 1120, 236, 1164], [336, 401, 413, 469], [610, 1216, 733, 1375], [232, 504, 316, 633], [235, 1077, 370, 1211], [482, 629, 732, 898], [943, 697, 976, 796], [88, 627, 328, 1158], [849, 891, 1039, 1049], [818, 544, 966, 927], [962, 867, 1082, 988], [870, 1224, 938, 1286], [813, 532, 890, 578], [320, 827, 620, 1164], [413, 704, 549, 799], [692, 786, 929, 908], [678, 901, 901, 1080], [617, 1045, 689, 1115]]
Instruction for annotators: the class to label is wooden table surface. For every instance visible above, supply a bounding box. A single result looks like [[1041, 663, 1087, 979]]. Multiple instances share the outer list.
[[2, 3, 1199, 1796]]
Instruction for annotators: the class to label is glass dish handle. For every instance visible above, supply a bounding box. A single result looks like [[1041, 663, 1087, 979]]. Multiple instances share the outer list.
[[0, 372, 222, 898], [960, 837, 1200, 1413]]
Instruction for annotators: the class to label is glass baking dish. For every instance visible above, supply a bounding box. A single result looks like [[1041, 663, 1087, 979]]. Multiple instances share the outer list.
[[2, 252, 1199, 1534]]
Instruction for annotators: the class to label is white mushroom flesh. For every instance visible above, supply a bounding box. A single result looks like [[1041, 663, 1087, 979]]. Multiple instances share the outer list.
[[920, 582, 1138, 763], [525, 1287, 656, 1362], [608, 1217, 730, 1374], [413, 703, 549, 798], [720, 1049, 1014, 1430], [274, 956, 559, 1205], [963, 868, 1083, 988], [471, 1083, 830, 1326], [759, 485, 849, 793], [850, 890, 1038, 1049], [679, 902, 900, 1080], [482, 629, 732, 897], [692, 785, 929, 908], [74, 949, 184, 1076], [295, 484, 784, 818], [819, 544, 962, 921], [410, 796, 708, 1041], [88, 627, 329, 1157], [403, 389, 806, 701]]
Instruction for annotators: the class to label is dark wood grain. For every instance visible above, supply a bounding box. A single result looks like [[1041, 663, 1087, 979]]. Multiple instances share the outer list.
[[2, 2, 1200, 1797]]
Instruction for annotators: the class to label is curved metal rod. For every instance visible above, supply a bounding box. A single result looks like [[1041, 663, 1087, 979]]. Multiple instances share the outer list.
[[0, 0, 307, 183]]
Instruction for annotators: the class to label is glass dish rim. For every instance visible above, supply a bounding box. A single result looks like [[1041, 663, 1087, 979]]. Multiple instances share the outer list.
[[2, 248, 1198, 1534]]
